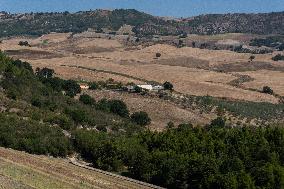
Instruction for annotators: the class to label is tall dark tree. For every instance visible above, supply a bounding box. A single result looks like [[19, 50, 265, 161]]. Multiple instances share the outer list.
[[36, 67, 55, 79], [131, 111, 151, 126], [163, 81, 174, 91], [63, 80, 81, 97]]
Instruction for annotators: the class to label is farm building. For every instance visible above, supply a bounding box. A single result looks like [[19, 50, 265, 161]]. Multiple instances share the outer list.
[[152, 85, 164, 91], [80, 84, 89, 89], [137, 84, 153, 91]]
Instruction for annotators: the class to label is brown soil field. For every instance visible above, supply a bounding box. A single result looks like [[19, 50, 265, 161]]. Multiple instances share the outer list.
[[0, 33, 283, 128], [0, 147, 155, 189], [84, 90, 213, 130]]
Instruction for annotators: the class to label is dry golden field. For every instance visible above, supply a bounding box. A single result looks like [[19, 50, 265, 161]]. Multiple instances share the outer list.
[[1, 33, 283, 128]]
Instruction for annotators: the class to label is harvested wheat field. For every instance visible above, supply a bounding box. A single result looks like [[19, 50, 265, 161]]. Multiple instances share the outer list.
[[0, 147, 158, 189], [235, 70, 284, 96], [1, 34, 283, 104]]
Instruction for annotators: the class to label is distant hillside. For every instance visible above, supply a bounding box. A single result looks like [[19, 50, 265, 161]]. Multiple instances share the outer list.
[[0, 9, 283, 37], [181, 12, 284, 35], [0, 9, 176, 37]]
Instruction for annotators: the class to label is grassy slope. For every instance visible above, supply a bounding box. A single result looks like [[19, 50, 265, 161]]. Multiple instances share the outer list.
[[0, 147, 153, 189]]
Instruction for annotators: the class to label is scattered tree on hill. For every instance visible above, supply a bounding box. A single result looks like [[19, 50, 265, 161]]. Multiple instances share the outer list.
[[12, 59, 33, 72], [163, 81, 174, 91], [36, 67, 54, 78], [131, 111, 151, 126], [89, 82, 99, 90], [63, 80, 81, 97], [272, 54, 284, 61], [79, 94, 95, 105], [156, 52, 161, 58], [262, 86, 274, 95], [109, 100, 129, 117], [249, 55, 256, 62], [209, 116, 226, 128], [18, 41, 30, 47]]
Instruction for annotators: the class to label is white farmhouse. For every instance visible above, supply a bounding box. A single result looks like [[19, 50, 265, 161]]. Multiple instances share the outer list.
[[137, 85, 153, 91]]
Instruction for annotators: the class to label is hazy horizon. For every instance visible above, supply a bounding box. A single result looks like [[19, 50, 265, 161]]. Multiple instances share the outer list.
[[0, 0, 284, 18]]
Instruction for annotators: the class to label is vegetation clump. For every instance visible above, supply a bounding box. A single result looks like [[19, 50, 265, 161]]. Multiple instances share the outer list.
[[131, 111, 151, 126], [272, 54, 284, 61], [18, 41, 30, 47], [79, 94, 95, 105], [249, 55, 255, 62], [262, 86, 274, 95], [163, 81, 174, 91]]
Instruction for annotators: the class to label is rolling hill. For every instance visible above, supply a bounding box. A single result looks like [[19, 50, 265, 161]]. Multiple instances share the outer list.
[[0, 9, 284, 37]]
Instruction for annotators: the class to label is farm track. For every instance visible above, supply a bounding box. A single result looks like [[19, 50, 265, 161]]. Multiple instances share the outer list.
[[61, 64, 156, 84], [69, 157, 164, 189], [0, 147, 161, 189]]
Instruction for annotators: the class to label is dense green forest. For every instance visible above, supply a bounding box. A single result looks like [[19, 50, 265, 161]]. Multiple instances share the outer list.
[[74, 125, 284, 189], [0, 52, 283, 188]]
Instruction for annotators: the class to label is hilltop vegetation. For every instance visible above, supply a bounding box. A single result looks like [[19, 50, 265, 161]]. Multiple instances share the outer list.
[[0, 10, 284, 38], [181, 12, 284, 35], [0, 9, 175, 37]]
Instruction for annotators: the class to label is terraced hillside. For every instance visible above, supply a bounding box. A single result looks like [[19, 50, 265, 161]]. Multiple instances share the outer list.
[[0, 147, 159, 189]]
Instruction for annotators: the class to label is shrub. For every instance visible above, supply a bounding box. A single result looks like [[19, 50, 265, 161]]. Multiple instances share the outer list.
[[163, 81, 174, 90], [109, 100, 129, 118], [18, 41, 30, 47], [262, 86, 274, 95], [210, 117, 226, 128], [45, 114, 74, 130], [272, 54, 284, 61], [65, 108, 87, 124], [131, 111, 151, 126], [12, 59, 33, 72], [36, 67, 55, 79], [62, 80, 81, 97], [249, 55, 255, 61], [31, 97, 43, 108], [156, 53, 161, 58], [89, 82, 99, 90], [134, 85, 142, 93], [79, 94, 95, 105]]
